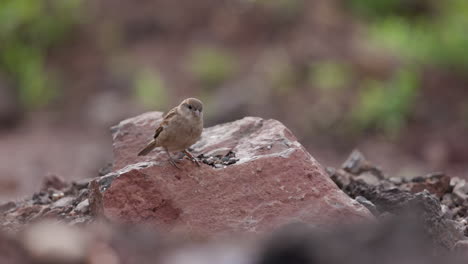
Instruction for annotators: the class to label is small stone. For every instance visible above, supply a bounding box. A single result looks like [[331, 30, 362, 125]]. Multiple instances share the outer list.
[[411, 176, 425, 183], [388, 177, 403, 185], [33, 192, 51, 205], [74, 189, 89, 206], [355, 196, 378, 215], [51, 192, 64, 201], [342, 150, 383, 178], [73, 178, 91, 190], [441, 204, 451, 218], [75, 199, 90, 214], [328, 168, 351, 189], [441, 194, 454, 207], [451, 177, 462, 188], [51, 197, 75, 209], [401, 172, 451, 198], [342, 150, 366, 174], [355, 172, 380, 186], [0, 201, 15, 213], [453, 179, 468, 203]]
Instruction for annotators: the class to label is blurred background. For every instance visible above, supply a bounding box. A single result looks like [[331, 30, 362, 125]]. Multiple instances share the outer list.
[[0, 0, 467, 200]]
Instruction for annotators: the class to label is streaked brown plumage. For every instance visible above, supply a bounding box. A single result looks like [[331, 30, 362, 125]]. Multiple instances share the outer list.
[[137, 98, 204, 168]]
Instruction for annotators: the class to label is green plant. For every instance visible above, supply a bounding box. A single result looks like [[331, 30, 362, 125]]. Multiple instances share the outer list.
[[348, 0, 431, 19], [0, 0, 82, 108], [369, 16, 468, 69], [347, 0, 468, 136], [352, 68, 419, 135], [134, 69, 168, 108], [309, 60, 353, 92], [350, 0, 468, 70], [189, 47, 238, 89]]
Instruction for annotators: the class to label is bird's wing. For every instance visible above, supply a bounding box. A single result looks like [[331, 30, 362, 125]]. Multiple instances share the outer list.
[[154, 107, 177, 139]]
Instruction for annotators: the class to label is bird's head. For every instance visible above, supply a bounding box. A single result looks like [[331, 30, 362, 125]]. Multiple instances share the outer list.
[[179, 98, 203, 119]]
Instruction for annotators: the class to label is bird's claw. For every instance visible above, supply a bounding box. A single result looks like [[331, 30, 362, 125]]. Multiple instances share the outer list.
[[190, 157, 201, 167], [169, 158, 181, 169], [183, 150, 201, 167]]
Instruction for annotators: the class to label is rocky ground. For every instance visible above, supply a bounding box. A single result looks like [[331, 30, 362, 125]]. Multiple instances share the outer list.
[[1, 113, 468, 263]]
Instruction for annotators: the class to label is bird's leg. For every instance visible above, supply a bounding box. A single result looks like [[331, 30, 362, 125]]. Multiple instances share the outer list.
[[165, 148, 181, 169], [183, 149, 200, 167]]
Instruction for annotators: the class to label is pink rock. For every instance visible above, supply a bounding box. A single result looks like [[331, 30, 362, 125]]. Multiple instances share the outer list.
[[100, 112, 373, 235]]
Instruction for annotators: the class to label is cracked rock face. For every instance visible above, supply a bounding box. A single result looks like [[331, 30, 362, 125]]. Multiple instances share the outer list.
[[100, 112, 373, 236]]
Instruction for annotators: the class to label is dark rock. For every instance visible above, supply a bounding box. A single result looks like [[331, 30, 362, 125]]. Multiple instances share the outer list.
[[346, 181, 463, 249], [331, 151, 466, 249], [72, 189, 89, 208], [0, 202, 15, 214], [72, 178, 91, 190], [74, 199, 90, 214], [51, 197, 75, 209], [342, 150, 383, 179], [32, 192, 51, 205], [452, 178, 468, 204], [355, 196, 378, 216], [401, 172, 450, 198]]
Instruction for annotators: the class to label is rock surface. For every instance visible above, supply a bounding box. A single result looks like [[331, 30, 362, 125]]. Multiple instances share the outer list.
[[1, 137, 468, 263], [329, 150, 466, 249], [98, 112, 373, 235]]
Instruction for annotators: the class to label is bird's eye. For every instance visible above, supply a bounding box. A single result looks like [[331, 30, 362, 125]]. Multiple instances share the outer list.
[[188, 105, 193, 110]]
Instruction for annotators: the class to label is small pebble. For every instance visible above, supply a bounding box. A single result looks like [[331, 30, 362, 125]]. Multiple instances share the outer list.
[[51, 197, 75, 209], [75, 199, 90, 214], [51, 192, 65, 201]]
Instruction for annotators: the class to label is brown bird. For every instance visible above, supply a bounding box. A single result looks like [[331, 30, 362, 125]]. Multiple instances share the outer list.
[[137, 98, 204, 168]]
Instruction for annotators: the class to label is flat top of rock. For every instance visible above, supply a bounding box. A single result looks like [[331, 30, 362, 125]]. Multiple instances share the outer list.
[[112, 113, 300, 170]]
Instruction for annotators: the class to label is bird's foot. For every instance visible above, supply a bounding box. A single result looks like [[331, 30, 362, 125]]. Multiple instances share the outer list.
[[183, 150, 200, 167], [168, 158, 181, 169]]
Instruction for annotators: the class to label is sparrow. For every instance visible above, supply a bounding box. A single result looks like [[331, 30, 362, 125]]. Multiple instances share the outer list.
[[137, 98, 204, 168]]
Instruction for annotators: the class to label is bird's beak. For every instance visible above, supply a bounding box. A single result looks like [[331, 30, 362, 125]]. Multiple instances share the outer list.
[[195, 110, 201, 117]]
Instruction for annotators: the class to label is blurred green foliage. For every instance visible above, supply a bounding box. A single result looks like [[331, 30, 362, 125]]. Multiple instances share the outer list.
[[267, 60, 296, 95], [189, 47, 238, 89], [134, 69, 168, 109], [309, 61, 352, 92], [352, 0, 468, 68], [352, 68, 419, 136], [347, 0, 468, 135], [0, 0, 82, 108], [349, 0, 430, 19]]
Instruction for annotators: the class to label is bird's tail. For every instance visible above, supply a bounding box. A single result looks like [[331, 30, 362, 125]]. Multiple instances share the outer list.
[[137, 140, 157, 156]]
